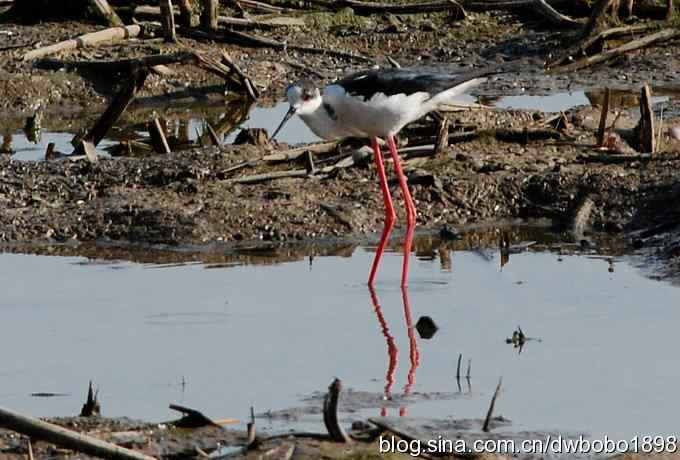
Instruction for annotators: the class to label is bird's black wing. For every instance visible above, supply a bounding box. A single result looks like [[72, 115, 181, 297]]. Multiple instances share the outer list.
[[333, 63, 517, 100]]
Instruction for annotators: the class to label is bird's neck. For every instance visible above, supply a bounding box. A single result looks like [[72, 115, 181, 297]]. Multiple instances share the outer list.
[[299, 102, 338, 140]]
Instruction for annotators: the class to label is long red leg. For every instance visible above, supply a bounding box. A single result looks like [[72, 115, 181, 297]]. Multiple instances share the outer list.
[[368, 137, 396, 286], [387, 136, 417, 287]]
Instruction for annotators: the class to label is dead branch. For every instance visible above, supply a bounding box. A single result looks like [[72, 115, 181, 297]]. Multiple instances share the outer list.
[[638, 84, 656, 153], [160, 0, 178, 43], [434, 115, 449, 156], [597, 87, 611, 146], [82, 140, 99, 163], [581, 0, 618, 39], [546, 23, 659, 68], [0, 405, 157, 460], [23, 24, 143, 61], [169, 404, 220, 428], [201, 121, 220, 146], [482, 377, 503, 432], [220, 51, 259, 100], [74, 69, 148, 155], [88, 0, 124, 26], [323, 378, 350, 443], [532, 0, 581, 28], [148, 115, 171, 154], [549, 28, 680, 73]]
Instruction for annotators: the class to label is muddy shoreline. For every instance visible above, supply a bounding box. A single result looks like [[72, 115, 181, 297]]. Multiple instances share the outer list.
[[2, 6, 680, 285], [2, 104, 680, 281]]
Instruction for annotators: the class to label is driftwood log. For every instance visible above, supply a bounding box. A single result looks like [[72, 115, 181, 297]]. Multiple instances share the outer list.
[[0, 405, 157, 460], [23, 24, 143, 61]]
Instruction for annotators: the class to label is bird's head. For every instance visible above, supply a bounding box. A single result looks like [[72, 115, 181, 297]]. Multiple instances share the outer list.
[[286, 80, 322, 114], [270, 80, 321, 142]]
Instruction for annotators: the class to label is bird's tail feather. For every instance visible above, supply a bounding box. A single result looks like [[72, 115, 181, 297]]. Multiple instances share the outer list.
[[428, 77, 487, 108]]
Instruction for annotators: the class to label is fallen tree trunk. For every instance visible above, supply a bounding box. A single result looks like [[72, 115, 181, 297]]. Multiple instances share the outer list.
[[23, 24, 143, 61], [0, 405, 157, 460]]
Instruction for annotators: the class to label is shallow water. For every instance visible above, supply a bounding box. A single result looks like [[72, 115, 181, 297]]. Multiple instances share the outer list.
[[1, 228, 679, 444], [3, 89, 646, 161]]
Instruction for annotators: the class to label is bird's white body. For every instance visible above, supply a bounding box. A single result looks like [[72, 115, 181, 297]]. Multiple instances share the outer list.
[[294, 77, 486, 139]]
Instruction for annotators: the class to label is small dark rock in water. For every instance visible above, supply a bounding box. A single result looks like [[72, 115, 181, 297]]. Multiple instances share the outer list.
[[439, 226, 461, 240], [415, 316, 438, 339], [234, 128, 269, 145]]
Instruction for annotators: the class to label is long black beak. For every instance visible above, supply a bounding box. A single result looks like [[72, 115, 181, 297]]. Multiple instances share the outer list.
[[269, 105, 296, 142]]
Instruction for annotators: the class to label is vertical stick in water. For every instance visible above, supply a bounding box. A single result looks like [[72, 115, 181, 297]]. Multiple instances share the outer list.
[[482, 377, 503, 433]]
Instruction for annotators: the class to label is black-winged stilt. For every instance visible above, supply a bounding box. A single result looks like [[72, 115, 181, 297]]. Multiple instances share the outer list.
[[271, 67, 499, 286]]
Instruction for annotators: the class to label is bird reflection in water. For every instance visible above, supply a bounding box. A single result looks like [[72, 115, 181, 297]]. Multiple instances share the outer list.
[[369, 285, 420, 417]]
